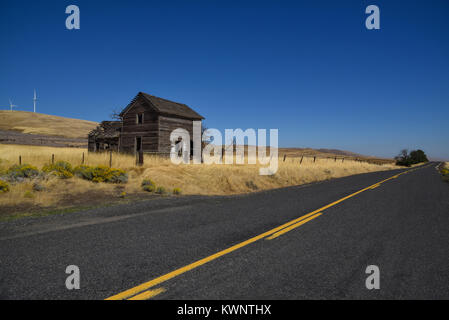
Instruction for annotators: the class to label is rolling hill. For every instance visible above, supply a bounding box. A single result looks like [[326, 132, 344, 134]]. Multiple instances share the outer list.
[[0, 110, 98, 139]]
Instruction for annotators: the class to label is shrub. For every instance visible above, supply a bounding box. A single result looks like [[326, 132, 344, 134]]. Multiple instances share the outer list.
[[441, 168, 449, 176], [119, 191, 127, 198], [172, 188, 182, 195], [6, 164, 39, 182], [155, 186, 167, 195], [105, 168, 128, 184], [73, 165, 93, 180], [74, 165, 128, 184], [141, 179, 155, 186], [0, 179, 10, 193], [42, 161, 74, 179], [143, 184, 155, 192], [142, 179, 156, 192]]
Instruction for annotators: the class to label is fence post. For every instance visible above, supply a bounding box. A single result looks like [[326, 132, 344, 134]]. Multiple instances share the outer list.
[[109, 151, 113, 168], [137, 150, 144, 166], [19, 155, 22, 165], [342, 158, 344, 163], [283, 154, 286, 162], [300, 156, 304, 165], [313, 156, 316, 163], [334, 156, 337, 162], [82, 152, 85, 165], [52, 154, 54, 165]]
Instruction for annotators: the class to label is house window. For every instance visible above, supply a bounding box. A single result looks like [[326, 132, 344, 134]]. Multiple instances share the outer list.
[[136, 113, 144, 124]]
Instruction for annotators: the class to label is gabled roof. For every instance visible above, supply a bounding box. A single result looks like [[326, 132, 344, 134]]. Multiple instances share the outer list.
[[88, 121, 121, 138], [100, 121, 122, 128], [120, 92, 204, 120]]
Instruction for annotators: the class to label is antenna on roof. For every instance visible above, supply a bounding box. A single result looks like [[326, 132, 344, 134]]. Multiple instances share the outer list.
[[33, 89, 38, 113]]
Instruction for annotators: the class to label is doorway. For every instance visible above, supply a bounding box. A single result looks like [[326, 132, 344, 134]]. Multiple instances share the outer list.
[[136, 136, 142, 153]]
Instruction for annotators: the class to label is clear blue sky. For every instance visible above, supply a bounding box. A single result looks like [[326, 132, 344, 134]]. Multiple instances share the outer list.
[[1, 0, 448, 159]]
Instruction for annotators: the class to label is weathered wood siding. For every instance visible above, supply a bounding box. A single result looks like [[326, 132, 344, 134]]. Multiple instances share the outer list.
[[88, 136, 120, 152], [120, 95, 159, 154], [158, 116, 194, 154]]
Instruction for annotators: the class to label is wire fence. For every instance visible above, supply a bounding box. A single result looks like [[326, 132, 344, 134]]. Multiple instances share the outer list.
[[11, 150, 394, 169]]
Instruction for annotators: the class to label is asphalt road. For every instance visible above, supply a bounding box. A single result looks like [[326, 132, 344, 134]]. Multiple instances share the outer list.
[[1, 162, 448, 299]]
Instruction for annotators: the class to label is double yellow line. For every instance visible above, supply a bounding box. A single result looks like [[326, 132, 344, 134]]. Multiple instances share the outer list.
[[106, 166, 424, 300]]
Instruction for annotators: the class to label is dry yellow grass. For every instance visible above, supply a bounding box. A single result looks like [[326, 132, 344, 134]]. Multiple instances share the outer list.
[[0, 143, 401, 214], [0, 110, 98, 138]]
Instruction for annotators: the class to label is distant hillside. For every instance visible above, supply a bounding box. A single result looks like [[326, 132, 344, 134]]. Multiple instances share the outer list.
[[278, 147, 392, 164], [316, 148, 366, 158], [280, 147, 364, 158], [0, 111, 98, 139]]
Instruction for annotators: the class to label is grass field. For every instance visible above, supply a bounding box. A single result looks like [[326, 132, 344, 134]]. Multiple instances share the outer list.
[[0, 110, 98, 139], [0, 144, 400, 217]]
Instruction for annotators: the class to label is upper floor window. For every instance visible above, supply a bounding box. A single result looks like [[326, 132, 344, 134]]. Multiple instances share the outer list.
[[136, 113, 144, 124]]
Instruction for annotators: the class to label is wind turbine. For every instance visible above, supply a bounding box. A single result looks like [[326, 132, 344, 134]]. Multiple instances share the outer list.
[[1, 99, 18, 111], [33, 89, 37, 113], [9, 99, 17, 111]]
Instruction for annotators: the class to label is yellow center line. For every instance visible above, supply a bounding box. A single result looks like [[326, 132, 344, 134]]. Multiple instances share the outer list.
[[266, 212, 323, 240], [105, 167, 423, 300], [128, 287, 166, 300]]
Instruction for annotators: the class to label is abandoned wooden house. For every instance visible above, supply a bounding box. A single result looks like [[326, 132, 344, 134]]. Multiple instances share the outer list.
[[88, 92, 204, 155]]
